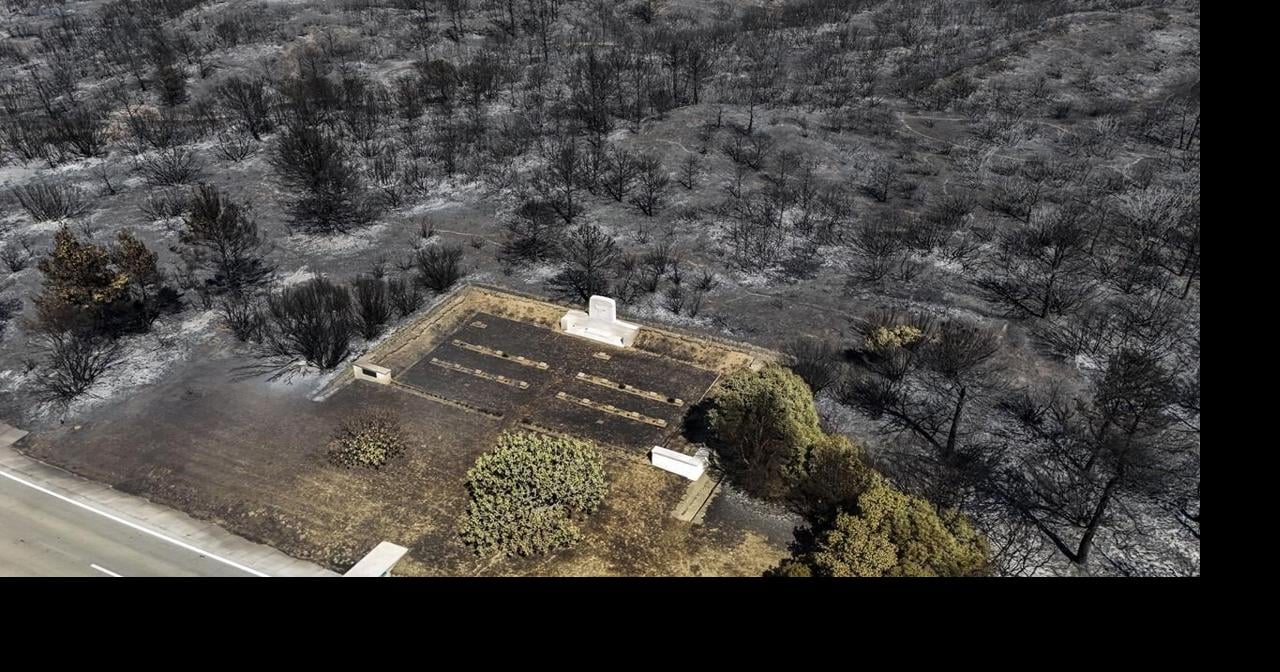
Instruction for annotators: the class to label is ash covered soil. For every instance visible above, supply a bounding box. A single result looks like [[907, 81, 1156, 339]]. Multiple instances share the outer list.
[[1, 0, 1199, 576]]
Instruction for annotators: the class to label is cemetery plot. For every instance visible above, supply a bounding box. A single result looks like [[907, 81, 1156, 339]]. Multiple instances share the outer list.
[[16, 286, 777, 576], [381, 308, 720, 452], [451, 339, 550, 369], [554, 391, 669, 428]]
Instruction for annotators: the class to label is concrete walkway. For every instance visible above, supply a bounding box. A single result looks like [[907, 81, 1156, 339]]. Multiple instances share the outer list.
[[1, 422, 338, 577]]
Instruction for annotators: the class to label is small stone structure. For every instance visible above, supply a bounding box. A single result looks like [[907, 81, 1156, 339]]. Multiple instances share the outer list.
[[352, 361, 392, 385], [560, 295, 640, 348], [650, 446, 708, 481]]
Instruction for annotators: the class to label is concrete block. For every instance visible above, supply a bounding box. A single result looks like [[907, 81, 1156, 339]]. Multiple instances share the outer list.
[[345, 541, 409, 577], [650, 446, 707, 481], [353, 361, 392, 385]]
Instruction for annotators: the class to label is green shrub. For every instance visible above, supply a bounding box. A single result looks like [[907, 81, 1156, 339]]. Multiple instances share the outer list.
[[328, 411, 406, 469], [864, 324, 925, 351], [795, 434, 875, 519], [460, 431, 607, 557], [766, 560, 814, 577], [803, 475, 989, 577], [707, 364, 829, 499]]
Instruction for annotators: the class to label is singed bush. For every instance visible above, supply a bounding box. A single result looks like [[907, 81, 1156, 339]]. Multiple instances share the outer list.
[[783, 338, 842, 395], [351, 275, 393, 340], [32, 327, 124, 403], [387, 275, 424, 318], [328, 411, 406, 469], [135, 147, 203, 186], [412, 243, 466, 293]]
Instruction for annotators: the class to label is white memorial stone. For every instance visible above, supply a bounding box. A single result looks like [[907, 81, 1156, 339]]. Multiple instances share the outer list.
[[589, 295, 616, 322], [560, 295, 640, 348]]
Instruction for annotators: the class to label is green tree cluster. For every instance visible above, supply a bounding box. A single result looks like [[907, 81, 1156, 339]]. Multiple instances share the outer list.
[[708, 364, 989, 577], [776, 475, 989, 577], [709, 364, 873, 504]]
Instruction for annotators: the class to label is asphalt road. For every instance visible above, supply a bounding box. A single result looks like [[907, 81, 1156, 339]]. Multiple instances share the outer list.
[[0, 471, 261, 577]]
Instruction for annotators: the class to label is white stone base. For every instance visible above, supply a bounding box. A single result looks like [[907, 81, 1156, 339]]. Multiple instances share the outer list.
[[650, 446, 708, 481], [353, 361, 392, 384], [560, 309, 640, 348]]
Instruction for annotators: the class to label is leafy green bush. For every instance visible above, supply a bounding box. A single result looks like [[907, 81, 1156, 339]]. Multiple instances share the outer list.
[[460, 431, 607, 557], [864, 324, 925, 351], [795, 433, 875, 519], [786, 475, 989, 577], [328, 411, 406, 469], [707, 364, 830, 499]]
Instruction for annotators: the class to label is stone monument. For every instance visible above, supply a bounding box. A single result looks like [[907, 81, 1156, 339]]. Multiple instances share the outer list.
[[560, 295, 640, 348]]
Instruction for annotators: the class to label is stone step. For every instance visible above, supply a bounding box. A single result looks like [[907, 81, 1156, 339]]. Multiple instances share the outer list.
[[672, 471, 721, 524]]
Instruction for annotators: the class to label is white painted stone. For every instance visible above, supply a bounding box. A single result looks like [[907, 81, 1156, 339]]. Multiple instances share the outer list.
[[560, 295, 640, 348], [650, 446, 707, 481], [352, 361, 392, 384], [589, 295, 617, 322], [344, 541, 409, 577]]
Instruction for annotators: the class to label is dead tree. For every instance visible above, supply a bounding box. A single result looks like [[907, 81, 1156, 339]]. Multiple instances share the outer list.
[[177, 184, 273, 295], [838, 311, 1001, 509], [976, 204, 1095, 319], [992, 349, 1197, 571], [547, 222, 620, 303]]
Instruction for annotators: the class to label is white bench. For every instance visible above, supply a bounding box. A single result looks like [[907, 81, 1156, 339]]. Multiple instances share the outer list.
[[561, 296, 640, 348], [650, 446, 708, 481]]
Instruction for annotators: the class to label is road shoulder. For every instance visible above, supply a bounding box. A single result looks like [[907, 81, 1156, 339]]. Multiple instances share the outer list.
[[1, 422, 338, 578]]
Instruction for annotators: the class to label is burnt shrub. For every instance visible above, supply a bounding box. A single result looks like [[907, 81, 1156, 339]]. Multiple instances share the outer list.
[[351, 274, 393, 340], [412, 243, 466, 293], [259, 277, 353, 370], [270, 123, 376, 235], [783, 338, 843, 395], [218, 292, 264, 342], [135, 147, 204, 186], [12, 183, 89, 221], [32, 327, 125, 403], [388, 275, 424, 318]]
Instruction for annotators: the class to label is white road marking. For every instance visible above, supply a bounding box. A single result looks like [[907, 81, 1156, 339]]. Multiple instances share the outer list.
[[90, 563, 122, 577], [0, 469, 269, 577]]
